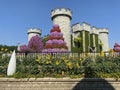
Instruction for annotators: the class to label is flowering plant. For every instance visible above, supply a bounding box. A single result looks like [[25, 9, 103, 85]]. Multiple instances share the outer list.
[[19, 44, 28, 53], [42, 24, 69, 53], [113, 43, 120, 52], [28, 35, 44, 53]]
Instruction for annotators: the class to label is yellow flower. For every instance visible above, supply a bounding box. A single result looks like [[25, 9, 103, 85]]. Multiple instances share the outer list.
[[64, 60, 69, 63], [80, 58, 82, 61], [98, 53, 101, 56], [67, 62, 72, 69], [5, 48, 8, 51], [46, 54, 51, 60], [76, 63, 80, 68], [61, 71, 65, 76], [36, 59, 40, 63], [85, 53, 88, 56], [61, 56, 65, 60], [10, 51, 12, 53], [36, 58, 40, 63], [100, 51, 104, 57], [55, 60, 59, 65], [49, 60, 51, 64], [1, 48, 4, 51], [46, 60, 49, 64]]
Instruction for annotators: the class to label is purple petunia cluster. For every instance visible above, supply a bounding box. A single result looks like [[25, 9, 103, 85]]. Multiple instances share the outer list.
[[42, 24, 70, 53]]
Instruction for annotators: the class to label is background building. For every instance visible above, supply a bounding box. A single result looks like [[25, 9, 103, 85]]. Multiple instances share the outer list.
[[27, 8, 109, 53], [51, 8, 109, 52], [72, 22, 109, 52]]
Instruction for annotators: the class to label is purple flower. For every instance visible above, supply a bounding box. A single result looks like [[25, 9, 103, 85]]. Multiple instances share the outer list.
[[52, 39, 58, 44], [53, 24, 59, 28], [50, 31, 63, 37], [42, 24, 70, 53], [28, 35, 44, 53], [46, 40, 52, 45], [20, 44, 28, 53], [59, 33, 63, 37]]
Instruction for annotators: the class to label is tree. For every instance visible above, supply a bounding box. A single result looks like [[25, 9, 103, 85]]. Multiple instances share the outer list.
[[28, 35, 44, 53]]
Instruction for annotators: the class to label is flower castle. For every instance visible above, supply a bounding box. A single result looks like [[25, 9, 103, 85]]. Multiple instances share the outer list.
[[27, 8, 109, 53]]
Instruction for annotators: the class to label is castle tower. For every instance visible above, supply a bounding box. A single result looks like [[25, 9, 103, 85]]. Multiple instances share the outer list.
[[27, 28, 41, 42], [98, 28, 109, 52], [51, 8, 72, 51]]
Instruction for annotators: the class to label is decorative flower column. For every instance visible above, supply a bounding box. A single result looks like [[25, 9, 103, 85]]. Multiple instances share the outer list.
[[42, 24, 70, 53]]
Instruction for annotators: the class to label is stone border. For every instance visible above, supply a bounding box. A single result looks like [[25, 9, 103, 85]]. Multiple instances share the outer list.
[[0, 78, 119, 82]]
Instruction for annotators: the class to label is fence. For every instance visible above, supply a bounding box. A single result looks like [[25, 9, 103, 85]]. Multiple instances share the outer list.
[[16, 52, 96, 58], [15, 52, 120, 60]]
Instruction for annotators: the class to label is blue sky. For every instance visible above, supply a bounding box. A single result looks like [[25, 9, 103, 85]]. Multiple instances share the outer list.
[[0, 0, 120, 48]]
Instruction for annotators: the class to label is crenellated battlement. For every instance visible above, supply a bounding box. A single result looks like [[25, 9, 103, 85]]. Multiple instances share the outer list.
[[91, 27, 99, 34], [81, 22, 91, 31], [72, 22, 108, 35], [98, 28, 108, 34], [72, 22, 91, 33], [72, 23, 81, 32], [27, 28, 41, 35], [27, 28, 42, 41], [51, 8, 72, 20]]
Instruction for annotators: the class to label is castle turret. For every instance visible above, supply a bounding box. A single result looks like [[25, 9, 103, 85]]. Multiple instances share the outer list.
[[98, 28, 109, 52], [27, 28, 41, 42], [51, 8, 72, 51]]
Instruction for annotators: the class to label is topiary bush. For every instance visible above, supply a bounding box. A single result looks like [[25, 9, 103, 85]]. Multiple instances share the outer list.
[[19, 44, 28, 53], [28, 35, 44, 53]]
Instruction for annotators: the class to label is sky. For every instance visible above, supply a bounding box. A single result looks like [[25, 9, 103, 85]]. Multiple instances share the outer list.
[[0, 0, 120, 48]]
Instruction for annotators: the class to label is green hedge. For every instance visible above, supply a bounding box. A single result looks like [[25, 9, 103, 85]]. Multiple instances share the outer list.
[[90, 34, 94, 48], [95, 34, 99, 52], [85, 31, 89, 53]]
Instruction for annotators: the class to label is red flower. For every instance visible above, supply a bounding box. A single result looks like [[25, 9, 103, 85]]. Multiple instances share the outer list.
[[50, 28, 56, 32], [55, 28, 61, 32]]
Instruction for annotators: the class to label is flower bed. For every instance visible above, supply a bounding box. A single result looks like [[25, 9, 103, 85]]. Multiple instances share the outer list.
[[0, 53, 120, 78]]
